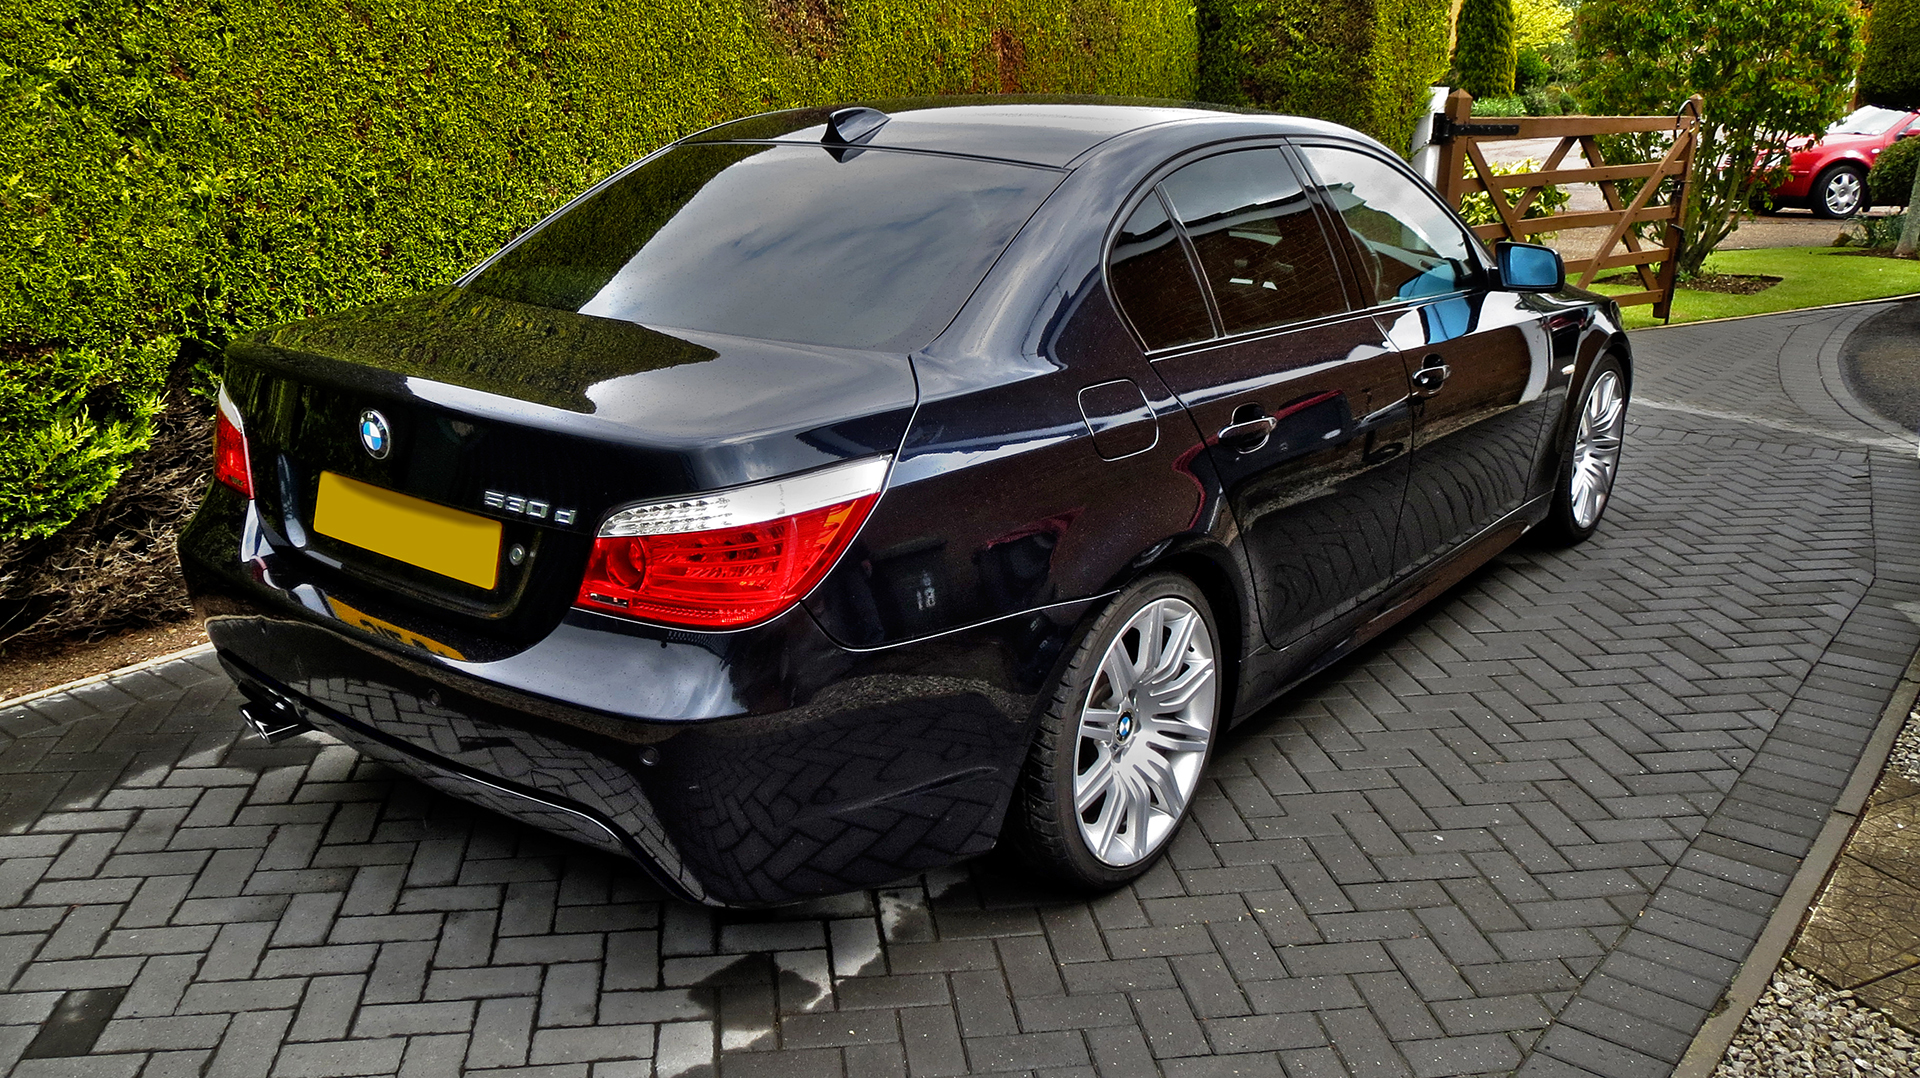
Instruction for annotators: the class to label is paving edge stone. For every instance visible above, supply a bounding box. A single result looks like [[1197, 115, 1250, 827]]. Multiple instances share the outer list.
[[0, 642, 216, 714], [1635, 292, 1920, 333], [1670, 645, 1920, 1078]]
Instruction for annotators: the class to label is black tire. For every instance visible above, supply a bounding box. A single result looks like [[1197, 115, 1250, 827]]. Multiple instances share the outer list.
[[1008, 572, 1223, 890], [1539, 354, 1629, 546], [1812, 164, 1869, 219]]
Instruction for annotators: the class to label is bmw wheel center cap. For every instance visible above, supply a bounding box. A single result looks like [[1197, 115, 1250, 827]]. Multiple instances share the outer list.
[[359, 410, 392, 459]]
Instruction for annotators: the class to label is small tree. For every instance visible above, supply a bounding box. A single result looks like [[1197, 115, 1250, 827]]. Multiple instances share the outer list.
[[1576, 0, 1864, 275], [1454, 0, 1518, 98], [1860, 0, 1920, 257]]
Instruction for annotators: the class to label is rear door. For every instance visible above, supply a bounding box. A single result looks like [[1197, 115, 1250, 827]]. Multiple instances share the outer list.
[[1111, 146, 1416, 651], [1295, 142, 1557, 577]]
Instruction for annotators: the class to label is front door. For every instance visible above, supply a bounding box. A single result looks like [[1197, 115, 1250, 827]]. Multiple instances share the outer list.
[[1110, 147, 1415, 651], [1295, 142, 1556, 575]]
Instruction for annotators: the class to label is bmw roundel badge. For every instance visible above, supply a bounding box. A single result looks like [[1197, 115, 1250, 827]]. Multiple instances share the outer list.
[[358, 410, 392, 459]]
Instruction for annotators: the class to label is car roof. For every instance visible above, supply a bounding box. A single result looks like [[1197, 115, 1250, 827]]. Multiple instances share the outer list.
[[681, 96, 1344, 168]]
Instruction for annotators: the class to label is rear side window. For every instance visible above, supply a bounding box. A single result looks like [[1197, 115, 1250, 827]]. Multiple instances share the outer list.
[[1158, 149, 1350, 336], [1297, 144, 1479, 304], [1108, 194, 1216, 351], [467, 143, 1063, 351]]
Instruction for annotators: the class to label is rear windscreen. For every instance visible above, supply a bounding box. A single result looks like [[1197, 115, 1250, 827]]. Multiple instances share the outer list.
[[466, 143, 1063, 351]]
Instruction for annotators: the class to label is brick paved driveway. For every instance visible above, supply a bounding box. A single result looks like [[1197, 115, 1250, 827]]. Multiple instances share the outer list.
[[4, 303, 1919, 1078]]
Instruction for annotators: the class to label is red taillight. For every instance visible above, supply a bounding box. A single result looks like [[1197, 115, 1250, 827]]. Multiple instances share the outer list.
[[575, 457, 889, 630], [577, 494, 879, 629], [214, 386, 253, 498]]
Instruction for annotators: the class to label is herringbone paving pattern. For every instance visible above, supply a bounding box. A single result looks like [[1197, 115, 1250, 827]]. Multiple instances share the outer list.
[[2, 303, 1915, 1078]]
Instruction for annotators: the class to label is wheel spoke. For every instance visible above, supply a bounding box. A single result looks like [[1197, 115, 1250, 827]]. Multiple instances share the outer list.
[[1144, 657, 1215, 711], [1075, 751, 1117, 814], [1099, 647, 1136, 701], [1080, 708, 1122, 737], [1135, 751, 1186, 816], [1144, 714, 1210, 754], [1144, 611, 1197, 683], [1119, 769, 1150, 856], [1089, 778, 1126, 857]]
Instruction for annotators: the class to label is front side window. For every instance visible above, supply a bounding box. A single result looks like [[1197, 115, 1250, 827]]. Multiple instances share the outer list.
[[1298, 144, 1479, 304], [1157, 149, 1350, 335]]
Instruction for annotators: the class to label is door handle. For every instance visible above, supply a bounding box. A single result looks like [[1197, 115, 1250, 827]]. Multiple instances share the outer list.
[[1218, 411, 1277, 453], [1411, 354, 1451, 398]]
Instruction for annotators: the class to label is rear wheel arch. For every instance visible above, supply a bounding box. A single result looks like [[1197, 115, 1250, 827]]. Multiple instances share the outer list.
[[1143, 548, 1248, 722]]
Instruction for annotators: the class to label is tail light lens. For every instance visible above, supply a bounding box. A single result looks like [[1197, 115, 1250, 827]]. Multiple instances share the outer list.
[[214, 385, 253, 498], [577, 456, 889, 629]]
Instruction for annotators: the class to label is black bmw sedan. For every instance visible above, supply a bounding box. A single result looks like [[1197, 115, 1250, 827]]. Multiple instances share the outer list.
[[181, 98, 1631, 907]]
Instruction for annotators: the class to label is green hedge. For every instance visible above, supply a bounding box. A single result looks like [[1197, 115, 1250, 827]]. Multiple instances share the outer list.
[[0, 0, 1198, 544], [1871, 136, 1920, 206], [1196, 0, 1453, 155], [1860, 0, 1920, 110]]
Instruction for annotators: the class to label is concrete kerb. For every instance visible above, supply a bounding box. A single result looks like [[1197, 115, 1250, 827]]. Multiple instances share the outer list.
[[1671, 646, 1920, 1078], [0, 641, 215, 715], [1633, 292, 1920, 333]]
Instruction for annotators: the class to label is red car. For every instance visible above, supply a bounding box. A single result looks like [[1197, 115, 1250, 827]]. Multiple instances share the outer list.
[[1768, 105, 1920, 218]]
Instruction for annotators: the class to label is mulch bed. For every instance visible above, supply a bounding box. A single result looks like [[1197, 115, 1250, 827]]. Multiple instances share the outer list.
[[0, 616, 209, 704], [1831, 248, 1919, 260], [1597, 272, 1782, 295]]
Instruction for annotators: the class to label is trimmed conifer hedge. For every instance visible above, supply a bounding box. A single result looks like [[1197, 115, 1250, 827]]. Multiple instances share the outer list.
[[0, 0, 1198, 546], [1453, 0, 1519, 100], [1196, 0, 1453, 155]]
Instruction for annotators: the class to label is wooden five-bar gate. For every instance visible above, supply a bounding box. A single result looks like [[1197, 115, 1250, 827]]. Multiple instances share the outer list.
[[1429, 89, 1705, 319]]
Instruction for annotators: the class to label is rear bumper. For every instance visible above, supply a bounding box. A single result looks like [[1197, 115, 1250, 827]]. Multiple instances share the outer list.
[[184, 496, 1092, 907]]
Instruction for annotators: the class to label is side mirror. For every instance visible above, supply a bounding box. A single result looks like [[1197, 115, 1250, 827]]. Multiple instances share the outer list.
[[1495, 241, 1565, 292]]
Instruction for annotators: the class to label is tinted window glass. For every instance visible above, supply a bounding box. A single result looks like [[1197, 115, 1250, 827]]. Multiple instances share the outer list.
[[1158, 149, 1348, 335], [1298, 144, 1478, 304], [1108, 194, 1215, 351], [467, 143, 1062, 351]]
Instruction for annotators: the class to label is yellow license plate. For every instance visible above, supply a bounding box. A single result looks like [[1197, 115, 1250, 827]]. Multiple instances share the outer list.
[[326, 596, 467, 660], [313, 471, 501, 590]]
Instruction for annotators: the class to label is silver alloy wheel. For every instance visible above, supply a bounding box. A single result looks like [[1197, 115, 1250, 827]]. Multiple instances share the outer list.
[[1072, 596, 1217, 867], [1570, 368, 1627, 530], [1824, 170, 1864, 216]]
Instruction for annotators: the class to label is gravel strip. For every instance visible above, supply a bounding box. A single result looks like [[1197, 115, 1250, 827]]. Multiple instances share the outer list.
[[1884, 702, 1920, 787], [1712, 962, 1919, 1078]]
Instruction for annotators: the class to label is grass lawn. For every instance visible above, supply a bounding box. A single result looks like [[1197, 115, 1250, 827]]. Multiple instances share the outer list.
[[1586, 246, 1920, 330]]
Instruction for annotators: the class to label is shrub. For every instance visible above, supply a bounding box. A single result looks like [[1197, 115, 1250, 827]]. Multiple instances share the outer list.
[[1576, 0, 1863, 275], [1515, 48, 1554, 92], [1458, 157, 1572, 233], [1522, 87, 1576, 116], [0, 0, 1199, 642], [1198, 0, 1453, 153], [1472, 95, 1529, 118], [1871, 137, 1920, 206], [1454, 0, 1519, 99], [1867, 213, 1911, 249]]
